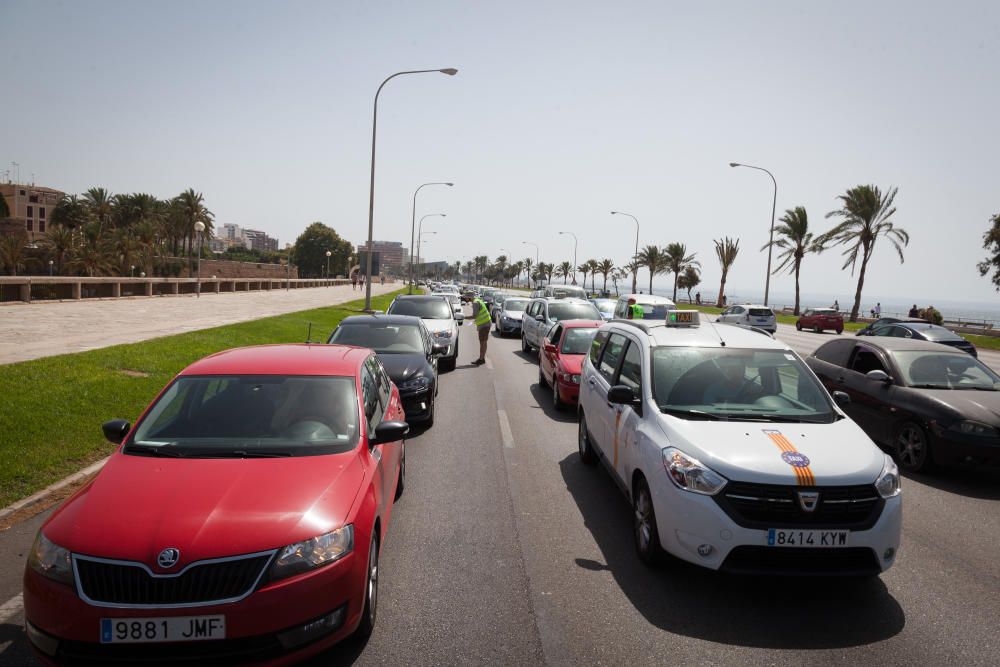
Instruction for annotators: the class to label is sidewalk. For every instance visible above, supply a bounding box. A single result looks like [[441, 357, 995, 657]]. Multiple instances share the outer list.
[[0, 282, 399, 365]]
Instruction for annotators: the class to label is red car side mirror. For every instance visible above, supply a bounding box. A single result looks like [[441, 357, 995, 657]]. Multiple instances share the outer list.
[[543, 342, 556, 354]]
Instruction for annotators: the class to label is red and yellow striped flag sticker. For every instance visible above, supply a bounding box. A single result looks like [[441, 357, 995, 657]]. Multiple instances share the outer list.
[[763, 429, 815, 486]]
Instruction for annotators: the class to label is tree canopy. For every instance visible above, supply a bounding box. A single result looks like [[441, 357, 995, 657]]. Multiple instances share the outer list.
[[977, 213, 1000, 291], [293, 222, 352, 278]]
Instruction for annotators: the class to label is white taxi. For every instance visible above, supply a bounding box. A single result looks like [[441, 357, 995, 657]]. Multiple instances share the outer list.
[[577, 311, 901, 575]]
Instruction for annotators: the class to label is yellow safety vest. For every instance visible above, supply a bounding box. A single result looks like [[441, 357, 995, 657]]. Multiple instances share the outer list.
[[474, 299, 492, 326], [630, 303, 644, 319]]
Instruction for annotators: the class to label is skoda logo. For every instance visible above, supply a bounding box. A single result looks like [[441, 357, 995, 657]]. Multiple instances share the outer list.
[[797, 491, 820, 513], [157, 548, 181, 568]]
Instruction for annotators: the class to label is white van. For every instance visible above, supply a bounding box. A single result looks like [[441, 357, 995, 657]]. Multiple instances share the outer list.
[[612, 294, 676, 319]]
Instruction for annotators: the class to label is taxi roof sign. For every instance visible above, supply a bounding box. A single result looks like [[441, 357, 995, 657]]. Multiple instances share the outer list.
[[666, 309, 699, 327]]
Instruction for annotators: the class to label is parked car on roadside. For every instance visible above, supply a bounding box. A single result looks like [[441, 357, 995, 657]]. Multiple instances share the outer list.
[[521, 298, 603, 354], [543, 284, 587, 299], [796, 308, 844, 334], [577, 313, 901, 575], [868, 322, 977, 357], [807, 336, 999, 472], [538, 319, 602, 410], [856, 317, 924, 336], [23, 344, 407, 664], [611, 294, 676, 320], [386, 294, 462, 371], [328, 315, 445, 425], [716, 304, 777, 334]]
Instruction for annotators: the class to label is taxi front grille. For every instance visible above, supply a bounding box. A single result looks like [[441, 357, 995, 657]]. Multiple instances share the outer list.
[[715, 481, 883, 530], [74, 552, 273, 607]]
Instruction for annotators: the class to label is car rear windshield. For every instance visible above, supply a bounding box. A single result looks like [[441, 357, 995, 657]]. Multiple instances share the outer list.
[[329, 323, 424, 354], [561, 328, 598, 354], [651, 347, 836, 422], [892, 350, 998, 390], [550, 286, 587, 299], [504, 298, 528, 312], [813, 309, 837, 316], [592, 299, 615, 312], [388, 299, 453, 319], [918, 326, 963, 342], [749, 308, 773, 317], [127, 375, 360, 457], [548, 303, 601, 321]]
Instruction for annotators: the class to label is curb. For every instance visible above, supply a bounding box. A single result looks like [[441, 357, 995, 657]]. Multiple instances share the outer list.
[[0, 457, 110, 521]]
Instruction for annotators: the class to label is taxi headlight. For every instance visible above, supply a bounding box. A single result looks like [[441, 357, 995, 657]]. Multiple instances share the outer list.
[[661, 447, 726, 496], [948, 420, 999, 437], [875, 455, 901, 499], [269, 525, 354, 581], [27, 532, 74, 586]]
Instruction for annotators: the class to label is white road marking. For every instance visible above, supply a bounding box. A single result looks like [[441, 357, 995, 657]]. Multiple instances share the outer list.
[[498, 409, 514, 449], [0, 593, 23, 623], [485, 357, 494, 370]]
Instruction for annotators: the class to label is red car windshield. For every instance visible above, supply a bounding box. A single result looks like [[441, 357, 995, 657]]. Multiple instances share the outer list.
[[127, 375, 360, 457]]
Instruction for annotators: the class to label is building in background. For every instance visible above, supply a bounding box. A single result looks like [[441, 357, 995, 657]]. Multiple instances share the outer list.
[[357, 240, 407, 273], [209, 223, 279, 253], [0, 183, 65, 242], [355, 250, 381, 277], [244, 228, 279, 252]]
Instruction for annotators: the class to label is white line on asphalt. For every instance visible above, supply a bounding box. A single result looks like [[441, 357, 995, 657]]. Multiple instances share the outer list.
[[498, 409, 514, 449], [0, 593, 23, 623], [485, 357, 494, 370]]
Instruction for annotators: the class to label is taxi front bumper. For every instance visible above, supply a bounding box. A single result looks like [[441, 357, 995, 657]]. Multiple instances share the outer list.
[[649, 481, 901, 576]]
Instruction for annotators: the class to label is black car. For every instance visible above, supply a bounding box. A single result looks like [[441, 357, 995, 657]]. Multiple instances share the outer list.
[[806, 337, 1000, 472], [867, 322, 977, 357], [856, 317, 925, 336], [328, 315, 445, 426]]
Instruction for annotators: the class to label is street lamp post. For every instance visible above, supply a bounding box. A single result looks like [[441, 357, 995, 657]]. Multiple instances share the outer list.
[[416, 213, 445, 282], [558, 231, 578, 284], [409, 182, 453, 293], [325, 250, 332, 285], [730, 162, 778, 306], [363, 68, 458, 311], [130, 265, 135, 278], [48, 260, 54, 276], [610, 211, 640, 293], [418, 231, 437, 281], [521, 241, 539, 287], [194, 221, 205, 298]]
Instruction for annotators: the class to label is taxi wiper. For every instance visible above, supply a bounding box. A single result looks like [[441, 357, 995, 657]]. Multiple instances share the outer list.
[[660, 407, 725, 421], [739, 414, 827, 423]]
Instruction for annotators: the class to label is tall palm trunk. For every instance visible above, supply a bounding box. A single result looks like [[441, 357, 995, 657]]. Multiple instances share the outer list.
[[850, 245, 874, 322], [793, 259, 801, 316], [716, 269, 728, 307], [672, 273, 679, 302]]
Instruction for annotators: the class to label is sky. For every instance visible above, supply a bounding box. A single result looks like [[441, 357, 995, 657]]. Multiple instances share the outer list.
[[3, 0, 999, 307]]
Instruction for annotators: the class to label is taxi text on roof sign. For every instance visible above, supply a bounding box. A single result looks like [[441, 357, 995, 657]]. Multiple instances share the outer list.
[[666, 310, 699, 327]]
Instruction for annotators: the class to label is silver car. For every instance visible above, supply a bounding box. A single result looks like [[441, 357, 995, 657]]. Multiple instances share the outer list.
[[495, 297, 530, 337], [716, 304, 777, 334], [387, 295, 464, 370], [521, 298, 602, 354]]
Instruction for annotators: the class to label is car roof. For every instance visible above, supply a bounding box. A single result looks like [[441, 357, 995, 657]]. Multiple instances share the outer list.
[[392, 294, 448, 302], [737, 304, 773, 309], [848, 337, 967, 353], [181, 344, 368, 376], [338, 314, 423, 326], [559, 319, 605, 329], [534, 297, 592, 304], [604, 319, 790, 351]]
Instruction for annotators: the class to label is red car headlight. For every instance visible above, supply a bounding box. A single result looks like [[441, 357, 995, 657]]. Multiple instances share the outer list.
[[27, 531, 74, 586], [268, 525, 354, 582]]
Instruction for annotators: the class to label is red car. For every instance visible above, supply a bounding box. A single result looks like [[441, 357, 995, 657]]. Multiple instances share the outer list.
[[23, 344, 408, 666], [796, 308, 844, 334], [538, 319, 603, 410]]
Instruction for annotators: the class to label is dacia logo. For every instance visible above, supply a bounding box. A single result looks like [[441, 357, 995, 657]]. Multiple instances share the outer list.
[[797, 491, 820, 513], [157, 548, 181, 568]]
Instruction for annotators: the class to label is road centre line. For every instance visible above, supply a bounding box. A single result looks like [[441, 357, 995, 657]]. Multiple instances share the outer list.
[[0, 593, 23, 623], [498, 409, 515, 449]]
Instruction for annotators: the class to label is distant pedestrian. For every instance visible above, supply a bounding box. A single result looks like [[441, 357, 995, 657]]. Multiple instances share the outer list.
[[908, 304, 919, 318], [380, 274, 385, 285], [470, 296, 491, 365], [875, 302, 881, 317], [695, 292, 702, 305], [833, 299, 839, 311], [351, 273, 358, 290], [722, 295, 727, 306], [626, 298, 643, 320]]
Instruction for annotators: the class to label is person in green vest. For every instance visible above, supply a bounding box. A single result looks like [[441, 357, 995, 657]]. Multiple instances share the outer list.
[[470, 297, 492, 366], [627, 298, 644, 320]]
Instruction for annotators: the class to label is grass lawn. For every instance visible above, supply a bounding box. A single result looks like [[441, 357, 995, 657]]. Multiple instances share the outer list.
[[0, 289, 404, 507]]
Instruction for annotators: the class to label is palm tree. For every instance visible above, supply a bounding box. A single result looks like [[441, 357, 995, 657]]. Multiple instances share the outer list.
[[462, 260, 474, 281], [474, 255, 489, 282], [676, 266, 701, 303], [596, 258, 615, 293], [577, 262, 590, 290], [42, 225, 75, 274], [762, 206, 819, 315], [82, 187, 115, 234], [172, 189, 214, 269], [51, 195, 89, 230], [494, 255, 508, 286], [585, 259, 599, 293], [636, 244, 669, 295], [818, 185, 908, 322], [663, 243, 700, 301], [69, 238, 115, 277], [611, 267, 628, 295], [623, 261, 640, 295], [556, 261, 572, 284], [0, 232, 29, 275], [713, 237, 740, 307]]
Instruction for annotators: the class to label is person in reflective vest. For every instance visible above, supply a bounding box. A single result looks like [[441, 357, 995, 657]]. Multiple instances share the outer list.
[[470, 297, 492, 366], [627, 299, 644, 320]]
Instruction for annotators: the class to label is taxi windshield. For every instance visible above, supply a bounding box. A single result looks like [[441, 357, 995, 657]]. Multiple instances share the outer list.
[[651, 347, 836, 423], [127, 375, 360, 457]]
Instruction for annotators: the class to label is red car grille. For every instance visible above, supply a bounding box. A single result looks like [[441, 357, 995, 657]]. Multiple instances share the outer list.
[[74, 553, 273, 607]]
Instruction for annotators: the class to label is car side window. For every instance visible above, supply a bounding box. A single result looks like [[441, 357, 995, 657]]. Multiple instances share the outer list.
[[849, 347, 888, 375], [360, 361, 385, 431], [888, 326, 911, 338], [373, 357, 392, 408], [614, 300, 625, 318], [813, 339, 853, 367], [597, 333, 627, 384], [590, 330, 610, 365], [618, 341, 642, 398], [803, 310, 813, 317], [546, 324, 563, 345]]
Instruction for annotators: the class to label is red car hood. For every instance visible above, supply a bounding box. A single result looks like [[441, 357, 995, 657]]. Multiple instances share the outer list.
[[44, 451, 365, 570], [558, 354, 585, 374]]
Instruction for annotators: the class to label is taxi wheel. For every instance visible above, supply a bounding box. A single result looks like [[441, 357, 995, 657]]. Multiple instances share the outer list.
[[538, 364, 548, 388], [394, 444, 405, 501], [633, 478, 663, 566], [355, 533, 379, 639], [894, 421, 932, 473], [796, 322, 802, 331], [577, 413, 596, 465]]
